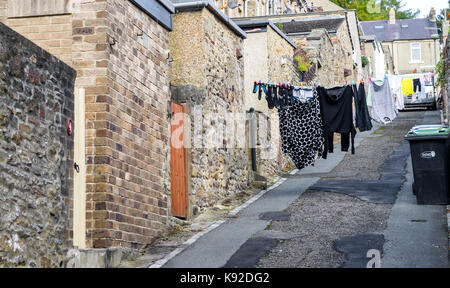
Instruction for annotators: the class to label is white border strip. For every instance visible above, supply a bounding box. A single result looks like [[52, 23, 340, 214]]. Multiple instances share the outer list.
[[148, 174, 291, 268]]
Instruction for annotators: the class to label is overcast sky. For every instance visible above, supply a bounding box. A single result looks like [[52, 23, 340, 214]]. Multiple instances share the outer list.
[[401, 0, 448, 17]]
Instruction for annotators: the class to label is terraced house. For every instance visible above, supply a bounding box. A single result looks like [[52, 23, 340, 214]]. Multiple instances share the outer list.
[[360, 8, 440, 75]]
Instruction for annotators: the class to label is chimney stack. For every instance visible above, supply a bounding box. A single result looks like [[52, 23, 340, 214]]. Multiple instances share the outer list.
[[429, 7, 437, 22], [389, 8, 396, 24]]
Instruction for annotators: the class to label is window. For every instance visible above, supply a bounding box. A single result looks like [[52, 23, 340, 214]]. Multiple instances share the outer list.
[[411, 42, 421, 63]]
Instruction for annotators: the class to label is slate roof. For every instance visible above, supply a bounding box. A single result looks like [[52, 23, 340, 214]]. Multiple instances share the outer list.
[[279, 16, 346, 35], [233, 19, 297, 48], [360, 18, 439, 42]]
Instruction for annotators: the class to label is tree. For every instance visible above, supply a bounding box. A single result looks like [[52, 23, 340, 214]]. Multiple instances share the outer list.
[[329, 0, 420, 21], [436, 7, 449, 43]]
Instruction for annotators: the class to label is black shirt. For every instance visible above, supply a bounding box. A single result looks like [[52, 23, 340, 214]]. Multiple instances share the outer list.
[[317, 85, 357, 159]]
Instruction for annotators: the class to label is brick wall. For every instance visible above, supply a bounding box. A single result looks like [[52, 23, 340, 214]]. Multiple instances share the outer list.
[[97, 0, 171, 248], [4, 15, 72, 65], [0, 0, 6, 21], [0, 22, 76, 267], [70, 0, 110, 249]]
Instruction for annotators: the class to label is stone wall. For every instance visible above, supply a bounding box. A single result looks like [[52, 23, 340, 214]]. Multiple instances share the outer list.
[[334, 19, 354, 83], [266, 26, 296, 173], [290, 28, 348, 87], [0, 22, 76, 267], [1, 0, 172, 250], [170, 8, 247, 214], [444, 35, 450, 125]]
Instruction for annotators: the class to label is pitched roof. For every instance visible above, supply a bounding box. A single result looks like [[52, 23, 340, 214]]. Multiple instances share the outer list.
[[279, 16, 346, 35], [360, 18, 439, 42], [170, 0, 246, 38], [233, 19, 297, 48]]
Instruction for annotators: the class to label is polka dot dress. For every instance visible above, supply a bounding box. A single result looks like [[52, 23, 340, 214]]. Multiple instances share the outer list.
[[278, 88, 324, 170]]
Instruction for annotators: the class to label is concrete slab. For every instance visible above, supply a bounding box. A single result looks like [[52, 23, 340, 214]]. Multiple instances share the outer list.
[[309, 142, 410, 204], [223, 237, 280, 268], [333, 233, 385, 268], [259, 211, 290, 221], [309, 180, 401, 204]]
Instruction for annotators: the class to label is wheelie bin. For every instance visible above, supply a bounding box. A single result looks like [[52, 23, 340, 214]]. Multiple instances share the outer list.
[[405, 125, 450, 205]]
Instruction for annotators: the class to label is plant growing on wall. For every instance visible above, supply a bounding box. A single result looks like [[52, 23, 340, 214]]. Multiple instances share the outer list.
[[295, 53, 311, 73], [435, 56, 446, 89], [361, 56, 369, 68]]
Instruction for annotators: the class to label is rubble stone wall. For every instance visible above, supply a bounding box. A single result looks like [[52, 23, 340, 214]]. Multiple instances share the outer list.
[[170, 9, 248, 214], [0, 22, 76, 267]]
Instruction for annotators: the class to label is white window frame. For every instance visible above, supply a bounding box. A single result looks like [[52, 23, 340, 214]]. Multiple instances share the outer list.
[[410, 42, 422, 63]]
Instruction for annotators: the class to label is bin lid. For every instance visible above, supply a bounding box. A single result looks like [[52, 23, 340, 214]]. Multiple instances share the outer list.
[[405, 125, 450, 139]]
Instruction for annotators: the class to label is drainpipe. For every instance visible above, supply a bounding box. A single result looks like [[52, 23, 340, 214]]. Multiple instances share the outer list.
[[249, 107, 257, 172]]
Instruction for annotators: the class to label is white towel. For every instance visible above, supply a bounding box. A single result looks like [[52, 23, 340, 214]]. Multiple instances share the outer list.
[[370, 79, 398, 124], [387, 75, 404, 110]]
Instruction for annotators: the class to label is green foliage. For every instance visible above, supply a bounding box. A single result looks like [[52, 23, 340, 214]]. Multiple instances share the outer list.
[[295, 55, 311, 73], [329, 0, 420, 21], [361, 56, 369, 67], [436, 8, 449, 43], [275, 23, 283, 31], [435, 56, 445, 89]]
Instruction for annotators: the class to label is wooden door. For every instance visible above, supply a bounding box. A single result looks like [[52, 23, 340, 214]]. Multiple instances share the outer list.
[[170, 102, 188, 218]]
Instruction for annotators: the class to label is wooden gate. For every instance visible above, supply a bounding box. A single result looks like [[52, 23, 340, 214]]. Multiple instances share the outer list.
[[170, 102, 188, 218]]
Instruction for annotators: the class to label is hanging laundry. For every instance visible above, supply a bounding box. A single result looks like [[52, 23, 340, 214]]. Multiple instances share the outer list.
[[366, 84, 372, 107], [264, 84, 275, 109], [401, 79, 413, 95], [278, 88, 324, 169], [387, 75, 404, 110], [417, 75, 427, 100], [353, 83, 373, 132], [278, 85, 293, 109], [293, 86, 314, 102], [424, 74, 433, 86], [317, 85, 356, 159], [413, 78, 421, 93], [370, 78, 397, 124]]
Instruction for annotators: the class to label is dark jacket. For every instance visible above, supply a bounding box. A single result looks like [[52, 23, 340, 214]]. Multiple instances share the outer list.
[[353, 83, 372, 132], [317, 85, 357, 159]]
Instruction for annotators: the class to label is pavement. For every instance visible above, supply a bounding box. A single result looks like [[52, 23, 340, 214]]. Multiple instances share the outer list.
[[160, 120, 380, 268], [381, 110, 449, 268], [381, 152, 449, 267], [153, 110, 449, 268]]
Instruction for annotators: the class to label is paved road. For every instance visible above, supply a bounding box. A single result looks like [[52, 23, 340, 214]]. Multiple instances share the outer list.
[[162, 110, 449, 268], [163, 123, 377, 268]]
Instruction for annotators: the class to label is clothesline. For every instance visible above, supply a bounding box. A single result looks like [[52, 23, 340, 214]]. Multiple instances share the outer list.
[[253, 80, 320, 88], [251, 82, 371, 171]]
